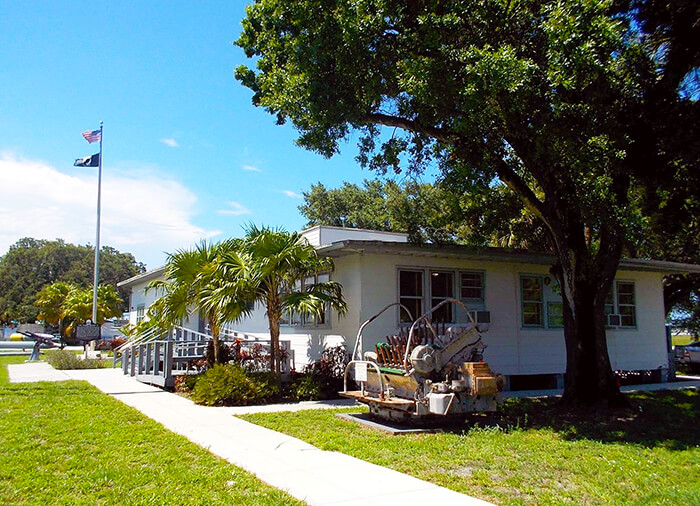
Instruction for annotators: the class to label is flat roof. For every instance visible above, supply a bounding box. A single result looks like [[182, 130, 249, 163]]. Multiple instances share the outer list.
[[317, 240, 700, 274]]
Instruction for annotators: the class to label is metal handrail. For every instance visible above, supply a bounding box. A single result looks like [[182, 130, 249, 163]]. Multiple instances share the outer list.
[[116, 325, 167, 352], [351, 302, 414, 361], [343, 359, 388, 399], [403, 298, 477, 369]]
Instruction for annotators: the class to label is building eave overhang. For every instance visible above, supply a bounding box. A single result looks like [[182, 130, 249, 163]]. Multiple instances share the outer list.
[[117, 265, 167, 289], [317, 240, 700, 274]]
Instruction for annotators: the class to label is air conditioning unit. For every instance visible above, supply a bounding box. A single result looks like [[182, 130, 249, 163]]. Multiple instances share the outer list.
[[607, 314, 621, 327], [468, 310, 491, 324]]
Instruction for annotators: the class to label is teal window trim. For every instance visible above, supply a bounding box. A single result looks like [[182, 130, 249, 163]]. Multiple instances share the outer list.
[[459, 270, 485, 302]]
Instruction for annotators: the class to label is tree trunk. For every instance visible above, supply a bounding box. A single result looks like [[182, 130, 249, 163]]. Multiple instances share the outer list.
[[210, 314, 220, 365], [554, 234, 629, 408], [267, 294, 281, 376]]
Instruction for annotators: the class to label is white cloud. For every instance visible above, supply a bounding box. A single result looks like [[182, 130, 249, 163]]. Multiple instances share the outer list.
[[160, 138, 179, 148], [242, 164, 261, 173], [217, 201, 252, 216], [281, 190, 301, 198], [0, 153, 219, 269]]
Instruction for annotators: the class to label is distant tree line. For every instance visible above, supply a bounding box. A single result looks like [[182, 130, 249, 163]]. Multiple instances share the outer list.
[[0, 238, 145, 323]]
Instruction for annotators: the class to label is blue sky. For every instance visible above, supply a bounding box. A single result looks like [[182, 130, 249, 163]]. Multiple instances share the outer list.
[[0, 1, 382, 269]]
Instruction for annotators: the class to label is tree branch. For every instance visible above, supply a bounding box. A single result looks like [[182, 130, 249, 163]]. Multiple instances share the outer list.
[[365, 113, 453, 143], [493, 159, 547, 226]]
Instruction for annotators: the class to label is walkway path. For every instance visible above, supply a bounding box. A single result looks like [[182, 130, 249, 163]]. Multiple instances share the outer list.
[[9, 362, 491, 506]]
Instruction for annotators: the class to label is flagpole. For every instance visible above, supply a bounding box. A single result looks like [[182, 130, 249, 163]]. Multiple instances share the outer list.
[[91, 121, 103, 324]]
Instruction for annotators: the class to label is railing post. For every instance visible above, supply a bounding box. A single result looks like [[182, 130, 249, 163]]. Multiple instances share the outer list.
[[154, 341, 161, 375], [146, 342, 153, 374], [138, 344, 145, 374], [122, 348, 129, 374], [130, 347, 136, 376], [164, 340, 174, 386]]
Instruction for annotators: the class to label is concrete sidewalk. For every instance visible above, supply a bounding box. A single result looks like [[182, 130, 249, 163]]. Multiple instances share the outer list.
[[8, 362, 491, 506]]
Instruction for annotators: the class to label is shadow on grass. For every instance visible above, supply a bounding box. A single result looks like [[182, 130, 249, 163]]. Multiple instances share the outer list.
[[490, 389, 700, 450]]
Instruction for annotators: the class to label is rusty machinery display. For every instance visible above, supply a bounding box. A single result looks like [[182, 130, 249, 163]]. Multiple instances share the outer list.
[[341, 299, 503, 422]]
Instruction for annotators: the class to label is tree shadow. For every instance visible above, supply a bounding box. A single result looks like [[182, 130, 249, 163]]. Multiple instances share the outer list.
[[489, 389, 700, 450]]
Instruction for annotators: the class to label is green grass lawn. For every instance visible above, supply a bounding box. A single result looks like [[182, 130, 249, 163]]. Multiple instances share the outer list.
[[241, 392, 700, 505], [0, 356, 304, 505], [673, 333, 697, 347]]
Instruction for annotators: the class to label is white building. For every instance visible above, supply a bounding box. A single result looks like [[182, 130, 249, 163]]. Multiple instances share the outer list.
[[118, 226, 700, 389]]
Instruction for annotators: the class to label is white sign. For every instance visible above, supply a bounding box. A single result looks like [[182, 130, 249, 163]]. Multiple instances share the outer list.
[[355, 362, 368, 382]]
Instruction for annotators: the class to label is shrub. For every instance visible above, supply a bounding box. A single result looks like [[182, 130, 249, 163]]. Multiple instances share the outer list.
[[289, 373, 323, 401], [110, 337, 127, 350], [203, 340, 233, 368], [192, 364, 280, 406], [174, 373, 202, 394], [45, 350, 111, 370], [290, 346, 349, 401]]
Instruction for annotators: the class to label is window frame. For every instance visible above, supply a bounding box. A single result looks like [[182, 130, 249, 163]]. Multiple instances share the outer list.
[[397, 267, 487, 325], [519, 274, 566, 330], [280, 272, 332, 328], [430, 270, 455, 324], [398, 268, 425, 324], [459, 271, 485, 302], [606, 280, 637, 328], [520, 275, 545, 327], [136, 304, 145, 324]]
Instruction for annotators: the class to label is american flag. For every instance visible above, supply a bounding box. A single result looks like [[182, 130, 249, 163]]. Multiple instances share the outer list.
[[82, 129, 102, 143]]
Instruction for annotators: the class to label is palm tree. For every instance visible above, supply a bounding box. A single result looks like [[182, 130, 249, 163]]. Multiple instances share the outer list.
[[147, 240, 249, 364], [61, 285, 123, 336], [36, 281, 75, 338], [217, 225, 347, 375]]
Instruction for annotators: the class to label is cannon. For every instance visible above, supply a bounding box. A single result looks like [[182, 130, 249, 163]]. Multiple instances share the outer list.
[[341, 299, 503, 423], [0, 331, 58, 361]]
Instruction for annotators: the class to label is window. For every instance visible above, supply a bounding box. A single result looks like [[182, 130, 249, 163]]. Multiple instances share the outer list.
[[521, 276, 544, 326], [281, 273, 330, 327], [303, 273, 330, 326], [607, 281, 636, 327], [460, 272, 484, 300], [136, 304, 145, 324], [520, 275, 563, 328], [399, 270, 423, 323], [431, 271, 454, 323]]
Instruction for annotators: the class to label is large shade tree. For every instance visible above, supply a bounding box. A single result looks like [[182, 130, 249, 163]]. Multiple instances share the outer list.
[[236, 0, 699, 406], [216, 225, 347, 375]]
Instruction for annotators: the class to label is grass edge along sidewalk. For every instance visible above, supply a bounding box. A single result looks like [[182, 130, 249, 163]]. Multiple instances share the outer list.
[[0, 356, 304, 505], [241, 390, 700, 506]]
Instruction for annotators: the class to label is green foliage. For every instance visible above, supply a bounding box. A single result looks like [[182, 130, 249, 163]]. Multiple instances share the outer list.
[[174, 373, 202, 394], [192, 364, 280, 406], [36, 282, 123, 338], [289, 373, 323, 401], [147, 239, 250, 364], [301, 179, 550, 249], [0, 238, 144, 323], [45, 350, 111, 370], [215, 225, 347, 375], [290, 345, 349, 401]]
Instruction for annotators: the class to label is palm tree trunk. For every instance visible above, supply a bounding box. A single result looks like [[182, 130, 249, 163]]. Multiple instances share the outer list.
[[210, 313, 220, 364], [266, 294, 282, 376]]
